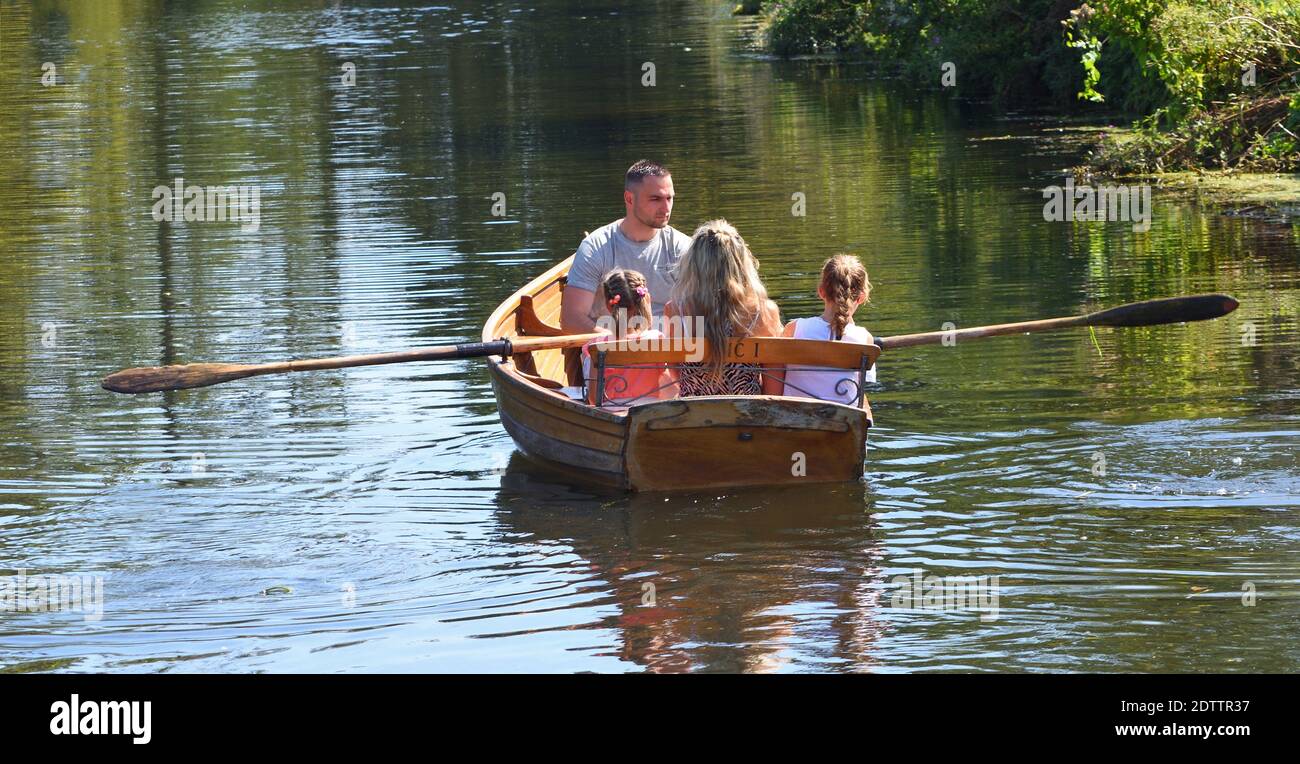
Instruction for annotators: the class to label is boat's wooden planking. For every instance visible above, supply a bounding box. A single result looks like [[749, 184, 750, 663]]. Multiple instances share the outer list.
[[625, 396, 867, 490], [492, 372, 628, 486]]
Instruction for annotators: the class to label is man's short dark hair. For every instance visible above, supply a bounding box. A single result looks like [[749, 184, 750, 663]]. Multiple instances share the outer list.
[[625, 160, 670, 191]]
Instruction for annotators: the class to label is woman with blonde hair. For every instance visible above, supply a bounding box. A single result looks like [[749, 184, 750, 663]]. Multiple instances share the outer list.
[[663, 219, 783, 395]]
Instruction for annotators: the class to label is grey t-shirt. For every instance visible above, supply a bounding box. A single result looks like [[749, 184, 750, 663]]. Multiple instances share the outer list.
[[568, 220, 693, 317]]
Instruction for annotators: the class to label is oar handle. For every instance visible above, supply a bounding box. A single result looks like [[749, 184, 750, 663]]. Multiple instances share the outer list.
[[877, 293, 1238, 350], [102, 333, 604, 394]]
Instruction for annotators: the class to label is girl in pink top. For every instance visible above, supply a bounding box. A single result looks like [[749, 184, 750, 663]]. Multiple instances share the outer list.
[[581, 268, 668, 405]]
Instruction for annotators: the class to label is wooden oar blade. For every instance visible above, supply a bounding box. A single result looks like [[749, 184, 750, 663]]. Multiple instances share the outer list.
[[100, 334, 602, 394], [101, 363, 262, 394], [1086, 293, 1239, 327]]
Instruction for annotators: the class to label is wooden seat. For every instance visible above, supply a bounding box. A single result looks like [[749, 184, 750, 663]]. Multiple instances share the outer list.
[[511, 292, 588, 386], [515, 295, 565, 337], [589, 337, 881, 369], [587, 337, 880, 407]]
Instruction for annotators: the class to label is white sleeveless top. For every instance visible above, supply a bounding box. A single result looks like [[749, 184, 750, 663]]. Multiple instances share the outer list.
[[782, 316, 876, 404]]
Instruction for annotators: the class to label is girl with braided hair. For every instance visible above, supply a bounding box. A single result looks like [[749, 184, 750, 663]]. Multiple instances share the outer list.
[[772, 254, 876, 405]]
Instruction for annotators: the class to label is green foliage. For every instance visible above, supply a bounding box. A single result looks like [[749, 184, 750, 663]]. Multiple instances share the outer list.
[[1069, 1, 1300, 171], [761, 0, 1086, 108], [1064, 0, 1300, 120], [760, 0, 1300, 171], [761, 0, 870, 57]]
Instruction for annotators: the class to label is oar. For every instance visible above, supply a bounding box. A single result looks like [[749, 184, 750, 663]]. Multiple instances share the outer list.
[[101, 333, 605, 394], [876, 293, 1239, 349], [103, 294, 1238, 393]]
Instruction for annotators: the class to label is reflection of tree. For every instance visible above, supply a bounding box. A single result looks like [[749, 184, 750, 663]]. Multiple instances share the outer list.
[[493, 453, 888, 673], [0, 0, 363, 506]]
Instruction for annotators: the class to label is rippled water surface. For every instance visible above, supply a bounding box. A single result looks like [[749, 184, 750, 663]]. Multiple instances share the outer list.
[[1, 0, 1297, 672]]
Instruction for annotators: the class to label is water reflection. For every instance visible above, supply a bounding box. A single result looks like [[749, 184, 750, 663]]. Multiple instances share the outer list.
[[495, 454, 887, 672]]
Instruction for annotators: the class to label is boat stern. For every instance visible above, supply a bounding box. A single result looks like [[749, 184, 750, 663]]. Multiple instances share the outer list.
[[623, 396, 869, 491]]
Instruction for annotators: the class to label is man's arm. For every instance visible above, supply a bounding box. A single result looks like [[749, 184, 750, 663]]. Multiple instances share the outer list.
[[562, 232, 608, 333], [561, 285, 597, 333]]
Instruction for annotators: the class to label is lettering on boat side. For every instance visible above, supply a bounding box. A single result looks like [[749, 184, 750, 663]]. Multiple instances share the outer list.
[[49, 695, 151, 745], [889, 569, 1000, 622], [731, 340, 760, 359]]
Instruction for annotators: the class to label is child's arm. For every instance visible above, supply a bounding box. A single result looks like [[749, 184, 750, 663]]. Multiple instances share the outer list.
[[656, 370, 678, 400]]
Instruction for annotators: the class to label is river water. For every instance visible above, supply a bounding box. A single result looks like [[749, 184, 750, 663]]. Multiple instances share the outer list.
[[1, 0, 1297, 672]]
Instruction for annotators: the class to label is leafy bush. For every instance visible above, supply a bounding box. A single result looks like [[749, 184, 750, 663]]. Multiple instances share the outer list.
[[761, 0, 1089, 108], [1066, 0, 1300, 122], [757, 0, 1300, 170]]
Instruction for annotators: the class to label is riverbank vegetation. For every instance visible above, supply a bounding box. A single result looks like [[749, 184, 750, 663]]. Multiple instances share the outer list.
[[746, 1, 1300, 175]]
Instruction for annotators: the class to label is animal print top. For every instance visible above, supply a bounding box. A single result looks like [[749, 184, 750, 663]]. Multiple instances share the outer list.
[[677, 361, 763, 396], [676, 316, 764, 396]]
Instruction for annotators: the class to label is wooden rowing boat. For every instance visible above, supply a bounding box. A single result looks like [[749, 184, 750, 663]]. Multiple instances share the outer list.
[[482, 256, 879, 491]]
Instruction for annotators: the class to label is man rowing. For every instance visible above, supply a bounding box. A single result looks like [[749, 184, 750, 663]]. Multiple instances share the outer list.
[[560, 160, 693, 332]]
